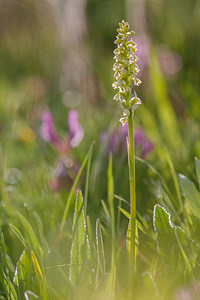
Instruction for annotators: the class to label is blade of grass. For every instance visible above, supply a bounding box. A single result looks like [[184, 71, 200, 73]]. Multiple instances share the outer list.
[[9, 224, 26, 247], [84, 142, 94, 214], [164, 149, 182, 212], [13, 249, 30, 288], [58, 142, 95, 239], [108, 154, 115, 270], [150, 49, 182, 153], [31, 251, 48, 300], [86, 215, 93, 248], [24, 291, 39, 299], [17, 213, 43, 257], [101, 199, 110, 222], [195, 157, 200, 189], [114, 194, 130, 207], [95, 218, 105, 287], [69, 190, 91, 284]]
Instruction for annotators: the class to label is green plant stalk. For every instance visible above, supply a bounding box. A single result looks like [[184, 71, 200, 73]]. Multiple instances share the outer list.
[[127, 110, 136, 276], [112, 20, 141, 291]]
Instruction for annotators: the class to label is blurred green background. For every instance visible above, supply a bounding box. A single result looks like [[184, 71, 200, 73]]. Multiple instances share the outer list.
[[1, 0, 200, 110]]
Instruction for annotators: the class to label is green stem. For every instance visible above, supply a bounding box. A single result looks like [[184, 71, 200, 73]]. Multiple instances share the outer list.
[[127, 111, 136, 279]]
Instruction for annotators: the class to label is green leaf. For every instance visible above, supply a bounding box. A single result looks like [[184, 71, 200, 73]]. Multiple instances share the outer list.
[[126, 219, 139, 264], [179, 174, 200, 219], [95, 218, 105, 287], [0, 235, 15, 299], [86, 215, 93, 248], [3, 276, 18, 300], [108, 154, 114, 212], [175, 227, 197, 260], [175, 227, 197, 272], [118, 207, 130, 219], [101, 199, 110, 222], [107, 154, 115, 274], [9, 224, 26, 247], [17, 213, 42, 256], [153, 205, 198, 270], [153, 204, 175, 256], [24, 291, 39, 299], [69, 190, 91, 284], [0, 233, 12, 274], [195, 157, 200, 189], [13, 249, 30, 287], [31, 251, 44, 282], [84, 141, 94, 214], [119, 207, 154, 240], [31, 251, 48, 300], [126, 219, 131, 263]]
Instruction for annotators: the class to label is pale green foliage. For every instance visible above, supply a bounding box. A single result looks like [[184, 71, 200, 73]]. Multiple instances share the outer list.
[[112, 20, 141, 125], [153, 204, 197, 270], [69, 190, 91, 285], [13, 250, 30, 286], [179, 174, 200, 218], [95, 219, 105, 287]]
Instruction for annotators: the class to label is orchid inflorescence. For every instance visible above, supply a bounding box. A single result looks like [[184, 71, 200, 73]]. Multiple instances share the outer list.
[[40, 109, 84, 153], [101, 124, 154, 158], [112, 20, 142, 125], [40, 109, 83, 192]]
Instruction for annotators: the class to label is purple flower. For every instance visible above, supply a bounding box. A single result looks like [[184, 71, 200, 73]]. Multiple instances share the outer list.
[[40, 109, 84, 153], [40, 111, 61, 146], [101, 124, 154, 158], [157, 46, 183, 76], [68, 109, 84, 147], [134, 128, 154, 158], [133, 34, 151, 74], [100, 130, 118, 154]]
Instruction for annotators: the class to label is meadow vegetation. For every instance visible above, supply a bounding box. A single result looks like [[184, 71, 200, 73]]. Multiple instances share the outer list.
[[0, 0, 200, 299]]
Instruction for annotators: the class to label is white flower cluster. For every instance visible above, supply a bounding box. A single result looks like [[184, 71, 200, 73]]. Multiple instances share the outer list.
[[112, 20, 142, 125]]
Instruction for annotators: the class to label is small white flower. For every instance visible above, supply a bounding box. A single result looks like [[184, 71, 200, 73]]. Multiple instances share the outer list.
[[123, 109, 130, 117], [119, 117, 127, 126], [132, 98, 142, 111]]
